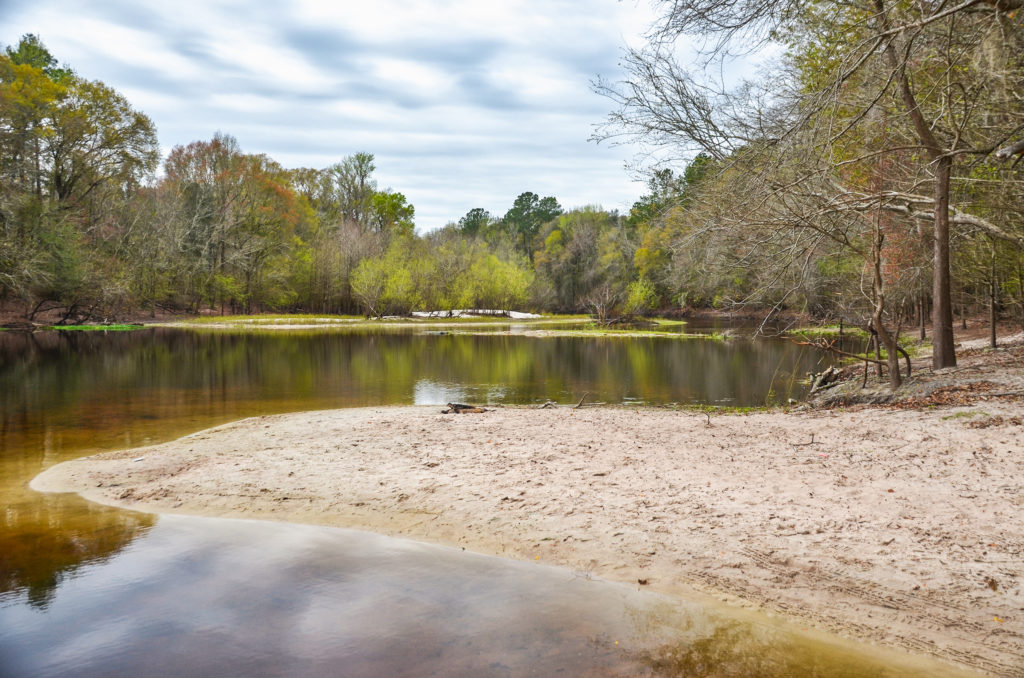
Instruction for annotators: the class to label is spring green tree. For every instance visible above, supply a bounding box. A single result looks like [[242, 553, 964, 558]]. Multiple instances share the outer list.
[[503, 191, 562, 259]]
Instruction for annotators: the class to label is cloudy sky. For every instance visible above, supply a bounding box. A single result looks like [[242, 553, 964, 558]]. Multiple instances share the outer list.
[[1, 0, 668, 230]]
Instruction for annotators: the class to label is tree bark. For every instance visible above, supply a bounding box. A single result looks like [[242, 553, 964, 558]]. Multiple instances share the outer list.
[[1017, 256, 1024, 333], [919, 292, 927, 341], [990, 282, 997, 348], [990, 247, 998, 349], [874, 331, 884, 379], [931, 155, 957, 367], [871, 219, 902, 389]]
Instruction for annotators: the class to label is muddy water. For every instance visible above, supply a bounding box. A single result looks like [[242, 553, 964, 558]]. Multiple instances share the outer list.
[[1, 326, 968, 677]]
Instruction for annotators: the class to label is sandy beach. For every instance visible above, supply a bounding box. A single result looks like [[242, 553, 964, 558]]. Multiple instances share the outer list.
[[32, 403, 1024, 676]]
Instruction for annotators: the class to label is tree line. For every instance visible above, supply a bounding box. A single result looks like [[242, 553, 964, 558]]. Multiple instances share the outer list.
[[3, 22, 1024, 367], [595, 0, 1024, 381], [0, 34, 664, 322]]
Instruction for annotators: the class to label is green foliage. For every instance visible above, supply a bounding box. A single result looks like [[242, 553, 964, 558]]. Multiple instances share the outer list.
[[330, 152, 376, 227], [351, 235, 534, 317], [351, 256, 391, 317], [458, 207, 491, 237], [533, 207, 620, 311], [4, 34, 72, 81], [350, 237, 425, 316], [0, 35, 161, 321], [789, 325, 870, 340], [624, 277, 658, 315], [370, 189, 415, 236], [503, 191, 562, 257], [627, 155, 712, 230], [457, 254, 533, 311]]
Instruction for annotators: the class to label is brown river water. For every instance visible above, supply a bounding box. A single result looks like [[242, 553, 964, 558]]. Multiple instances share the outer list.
[[0, 326, 972, 676]]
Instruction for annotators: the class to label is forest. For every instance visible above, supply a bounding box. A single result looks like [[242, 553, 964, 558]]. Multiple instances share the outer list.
[[2, 0, 1024, 374]]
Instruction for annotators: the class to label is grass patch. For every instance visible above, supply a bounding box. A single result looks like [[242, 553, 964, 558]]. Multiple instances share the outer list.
[[540, 313, 592, 320], [160, 313, 719, 339], [789, 325, 870, 340], [941, 410, 988, 420], [180, 313, 363, 325], [165, 313, 596, 332], [524, 326, 725, 340], [177, 313, 589, 325], [650, 317, 688, 327], [44, 324, 144, 331]]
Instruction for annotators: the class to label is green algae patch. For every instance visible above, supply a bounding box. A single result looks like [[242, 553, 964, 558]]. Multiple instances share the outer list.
[[43, 324, 145, 331], [788, 325, 870, 340]]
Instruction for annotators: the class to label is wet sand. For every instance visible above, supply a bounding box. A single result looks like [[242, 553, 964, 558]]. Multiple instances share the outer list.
[[33, 404, 1024, 676]]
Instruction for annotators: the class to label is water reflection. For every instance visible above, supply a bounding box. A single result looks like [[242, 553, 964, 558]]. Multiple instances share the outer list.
[[0, 326, 843, 670], [1, 327, 831, 599], [623, 616, 899, 677], [0, 494, 153, 609], [0, 516, 960, 678], [413, 379, 468, 405]]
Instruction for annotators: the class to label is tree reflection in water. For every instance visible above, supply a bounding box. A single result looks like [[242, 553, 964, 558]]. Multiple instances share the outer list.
[[0, 326, 830, 614], [0, 494, 153, 608]]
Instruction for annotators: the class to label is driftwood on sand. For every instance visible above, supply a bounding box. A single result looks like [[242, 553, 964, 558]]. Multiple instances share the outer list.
[[441, 402, 487, 414]]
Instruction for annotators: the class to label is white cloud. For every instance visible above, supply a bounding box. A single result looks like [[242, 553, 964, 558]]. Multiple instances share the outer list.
[[2, 0, 665, 229], [371, 58, 456, 98]]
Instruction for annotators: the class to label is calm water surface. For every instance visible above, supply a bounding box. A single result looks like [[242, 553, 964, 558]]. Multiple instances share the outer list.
[[1, 517, 963, 678], [0, 326, 963, 676]]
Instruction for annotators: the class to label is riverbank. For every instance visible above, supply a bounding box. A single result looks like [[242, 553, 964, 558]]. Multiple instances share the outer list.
[[33, 402, 1024, 676]]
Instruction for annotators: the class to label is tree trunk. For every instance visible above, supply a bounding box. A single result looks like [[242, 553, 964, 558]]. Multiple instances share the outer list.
[[990, 247, 998, 349], [919, 292, 927, 341], [990, 281, 998, 348], [1017, 255, 1024, 333], [874, 332, 884, 379], [870, 218, 901, 389], [931, 156, 956, 368]]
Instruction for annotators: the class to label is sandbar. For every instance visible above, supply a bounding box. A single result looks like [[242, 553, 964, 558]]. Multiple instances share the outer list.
[[33, 404, 1024, 676]]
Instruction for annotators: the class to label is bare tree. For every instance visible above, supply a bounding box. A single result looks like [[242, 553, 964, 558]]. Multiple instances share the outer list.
[[596, 0, 1024, 369]]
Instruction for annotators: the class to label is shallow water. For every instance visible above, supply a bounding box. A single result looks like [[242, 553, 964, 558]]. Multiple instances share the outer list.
[[0, 326, 964, 677], [0, 516, 964, 678], [1, 325, 831, 600]]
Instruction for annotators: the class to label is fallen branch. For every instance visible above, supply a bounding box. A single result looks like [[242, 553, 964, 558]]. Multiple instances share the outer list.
[[994, 138, 1024, 161], [795, 338, 886, 366]]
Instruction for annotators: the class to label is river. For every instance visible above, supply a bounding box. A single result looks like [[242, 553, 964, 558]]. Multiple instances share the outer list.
[[0, 325, 966, 676]]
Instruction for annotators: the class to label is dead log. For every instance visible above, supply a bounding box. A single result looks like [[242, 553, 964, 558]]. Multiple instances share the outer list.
[[442, 402, 488, 414], [809, 366, 841, 392]]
